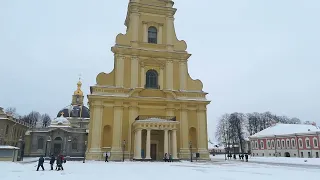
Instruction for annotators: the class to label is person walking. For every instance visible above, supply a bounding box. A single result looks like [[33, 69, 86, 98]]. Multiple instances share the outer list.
[[105, 152, 109, 162], [36, 156, 45, 171], [49, 154, 55, 170]]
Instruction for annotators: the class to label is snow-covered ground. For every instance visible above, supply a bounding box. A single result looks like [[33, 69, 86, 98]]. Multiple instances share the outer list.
[[212, 154, 320, 165], [1, 160, 320, 180]]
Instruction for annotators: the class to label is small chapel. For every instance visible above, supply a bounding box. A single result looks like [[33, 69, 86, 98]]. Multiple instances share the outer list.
[[86, 0, 210, 161]]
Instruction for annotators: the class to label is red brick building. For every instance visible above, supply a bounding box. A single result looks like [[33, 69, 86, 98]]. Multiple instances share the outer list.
[[249, 124, 320, 158]]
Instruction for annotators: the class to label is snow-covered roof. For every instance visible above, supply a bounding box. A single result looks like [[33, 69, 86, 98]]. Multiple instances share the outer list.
[[0, 145, 20, 150], [250, 123, 320, 138], [49, 114, 71, 127]]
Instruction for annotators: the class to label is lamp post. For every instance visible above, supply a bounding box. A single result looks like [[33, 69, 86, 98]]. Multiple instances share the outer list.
[[47, 136, 51, 156], [18, 136, 24, 161], [189, 141, 193, 162], [67, 136, 72, 159], [83, 141, 87, 163], [122, 140, 126, 162]]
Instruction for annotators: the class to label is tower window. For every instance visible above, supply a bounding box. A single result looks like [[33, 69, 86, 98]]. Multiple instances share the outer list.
[[145, 69, 159, 89], [148, 26, 157, 44]]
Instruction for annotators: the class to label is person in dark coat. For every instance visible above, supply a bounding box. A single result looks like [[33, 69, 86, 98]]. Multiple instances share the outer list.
[[105, 152, 109, 162], [245, 154, 249, 162], [49, 154, 55, 170], [56, 154, 64, 171], [36, 156, 45, 171]]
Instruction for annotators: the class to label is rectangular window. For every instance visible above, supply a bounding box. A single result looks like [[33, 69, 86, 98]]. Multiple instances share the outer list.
[[316, 152, 319, 158], [308, 152, 311, 158], [301, 152, 304, 158]]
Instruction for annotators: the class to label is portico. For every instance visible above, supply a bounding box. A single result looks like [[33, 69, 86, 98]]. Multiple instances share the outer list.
[[132, 118, 179, 161]]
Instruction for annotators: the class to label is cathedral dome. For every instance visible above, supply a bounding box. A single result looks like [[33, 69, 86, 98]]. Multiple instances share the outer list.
[[57, 105, 90, 119]]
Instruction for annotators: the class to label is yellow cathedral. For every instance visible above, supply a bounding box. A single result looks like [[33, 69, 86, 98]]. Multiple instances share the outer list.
[[86, 0, 210, 161]]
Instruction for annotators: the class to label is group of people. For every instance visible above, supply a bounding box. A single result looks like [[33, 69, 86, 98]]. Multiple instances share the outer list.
[[163, 153, 173, 162], [36, 154, 66, 171]]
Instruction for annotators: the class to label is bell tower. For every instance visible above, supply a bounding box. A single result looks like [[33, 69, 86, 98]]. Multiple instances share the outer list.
[[87, 0, 210, 161], [72, 79, 84, 106]]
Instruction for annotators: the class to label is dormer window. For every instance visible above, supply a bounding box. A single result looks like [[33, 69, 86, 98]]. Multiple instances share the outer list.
[[148, 26, 157, 44], [145, 69, 159, 89]]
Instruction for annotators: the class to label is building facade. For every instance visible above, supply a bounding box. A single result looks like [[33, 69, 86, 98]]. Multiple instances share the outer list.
[[24, 80, 90, 157], [0, 107, 32, 146], [86, 0, 210, 161], [249, 124, 320, 158]]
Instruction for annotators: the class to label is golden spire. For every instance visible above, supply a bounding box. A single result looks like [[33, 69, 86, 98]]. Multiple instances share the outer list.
[[74, 76, 83, 96]]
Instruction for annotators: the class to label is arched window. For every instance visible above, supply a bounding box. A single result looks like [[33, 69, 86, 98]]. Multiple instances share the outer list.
[[305, 138, 310, 148], [37, 138, 44, 149], [72, 138, 78, 150], [313, 138, 318, 147], [148, 26, 157, 44], [145, 69, 159, 89], [298, 138, 303, 148], [291, 139, 295, 148]]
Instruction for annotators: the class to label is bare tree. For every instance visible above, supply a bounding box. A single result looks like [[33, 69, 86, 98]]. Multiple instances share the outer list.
[[5, 107, 20, 119], [21, 111, 41, 126], [41, 114, 51, 127]]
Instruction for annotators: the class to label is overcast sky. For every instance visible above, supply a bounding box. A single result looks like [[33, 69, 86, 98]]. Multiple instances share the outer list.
[[1, 0, 320, 141]]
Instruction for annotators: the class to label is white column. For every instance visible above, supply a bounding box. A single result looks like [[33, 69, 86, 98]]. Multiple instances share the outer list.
[[159, 67, 164, 89], [143, 23, 148, 43], [179, 61, 187, 90], [131, 56, 139, 88], [165, 60, 173, 90], [134, 129, 142, 159], [171, 129, 178, 159], [115, 55, 124, 87], [164, 130, 169, 154], [145, 129, 151, 159], [158, 25, 163, 44], [140, 63, 145, 87]]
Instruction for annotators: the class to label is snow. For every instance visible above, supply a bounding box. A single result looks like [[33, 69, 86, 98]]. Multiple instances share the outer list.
[[1, 159, 320, 180], [0, 145, 19, 150], [212, 154, 320, 166], [250, 123, 320, 138]]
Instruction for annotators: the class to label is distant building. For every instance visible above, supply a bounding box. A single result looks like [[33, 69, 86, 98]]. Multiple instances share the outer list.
[[249, 123, 320, 158], [24, 80, 90, 157], [0, 107, 32, 146]]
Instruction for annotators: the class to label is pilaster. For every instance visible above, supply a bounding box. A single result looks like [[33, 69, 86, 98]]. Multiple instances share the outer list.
[[159, 66, 164, 90], [179, 60, 187, 90], [115, 55, 124, 87], [86, 102, 103, 160], [131, 7, 140, 42], [110, 102, 124, 160], [166, 16, 174, 51], [158, 25, 163, 44], [143, 22, 148, 43], [140, 62, 145, 87], [128, 103, 138, 159], [179, 104, 190, 159], [165, 59, 173, 90], [131, 56, 139, 88], [197, 105, 210, 160]]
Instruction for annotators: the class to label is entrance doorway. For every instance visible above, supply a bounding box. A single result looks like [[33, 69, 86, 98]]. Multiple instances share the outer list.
[[53, 144, 62, 155], [151, 144, 157, 160], [285, 152, 290, 157]]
